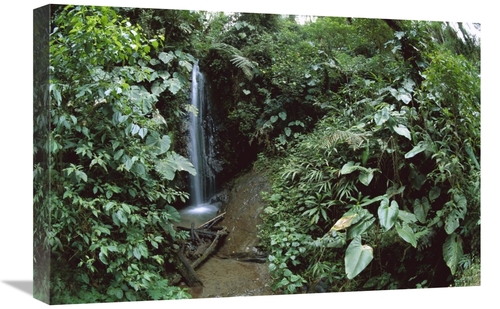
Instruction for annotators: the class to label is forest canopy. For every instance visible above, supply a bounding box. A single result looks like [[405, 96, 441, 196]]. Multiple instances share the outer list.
[[33, 4, 480, 304]]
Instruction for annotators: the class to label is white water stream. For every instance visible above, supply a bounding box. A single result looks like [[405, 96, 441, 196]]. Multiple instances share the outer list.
[[177, 63, 219, 228]]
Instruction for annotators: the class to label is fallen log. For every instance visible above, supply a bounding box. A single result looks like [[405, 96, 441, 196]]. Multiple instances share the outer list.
[[177, 224, 225, 233], [192, 229, 218, 237], [190, 222, 201, 243], [190, 226, 227, 269], [169, 225, 228, 286], [174, 248, 203, 287]]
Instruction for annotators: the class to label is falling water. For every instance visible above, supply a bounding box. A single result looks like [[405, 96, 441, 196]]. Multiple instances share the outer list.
[[188, 63, 216, 205], [178, 63, 218, 228]]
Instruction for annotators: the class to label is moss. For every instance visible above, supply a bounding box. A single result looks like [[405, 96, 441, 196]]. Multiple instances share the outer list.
[[453, 257, 480, 287]]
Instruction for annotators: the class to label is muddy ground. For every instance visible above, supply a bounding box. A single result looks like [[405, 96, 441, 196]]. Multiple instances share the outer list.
[[181, 167, 276, 298]]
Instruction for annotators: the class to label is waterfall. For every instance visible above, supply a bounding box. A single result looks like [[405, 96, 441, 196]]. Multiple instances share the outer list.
[[178, 63, 218, 228], [188, 63, 205, 206], [188, 63, 215, 206]]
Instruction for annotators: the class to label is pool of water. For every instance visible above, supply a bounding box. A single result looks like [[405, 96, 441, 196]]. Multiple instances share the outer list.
[[176, 203, 220, 229]]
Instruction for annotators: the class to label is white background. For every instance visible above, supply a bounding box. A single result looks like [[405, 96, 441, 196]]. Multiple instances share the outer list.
[[1, 1, 496, 308]]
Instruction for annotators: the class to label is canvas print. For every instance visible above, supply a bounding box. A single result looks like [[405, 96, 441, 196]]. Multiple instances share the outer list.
[[33, 3, 481, 305]]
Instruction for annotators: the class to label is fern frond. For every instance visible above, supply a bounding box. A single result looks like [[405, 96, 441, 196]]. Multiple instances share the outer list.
[[209, 42, 240, 57], [209, 42, 256, 79], [322, 130, 368, 150], [230, 55, 256, 79]]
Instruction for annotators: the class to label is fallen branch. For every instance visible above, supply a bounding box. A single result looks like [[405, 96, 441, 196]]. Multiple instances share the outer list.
[[169, 225, 228, 286], [197, 212, 226, 229], [191, 226, 228, 269], [190, 222, 201, 243], [174, 248, 203, 287]]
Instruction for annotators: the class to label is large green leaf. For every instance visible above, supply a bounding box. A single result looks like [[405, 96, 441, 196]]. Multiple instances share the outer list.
[[165, 77, 182, 95], [114, 149, 124, 161], [445, 210, 461, 235], [131, 123, 141, 136], [146, 132, 160, 147], [374, 107, 390, 126], [164, 205, 181, 223], [358, 169, 374, 186], [138, 127, 148, 139], [402, 78, 416, 92], [158, 135, 171, 154], [429, 186, 441, 201], [378, 199, 399, 231], [146, 134, 171, 155], [444, 195, 467, 234], [413, 198, 430, 224], [405, 141, 427, 159], [345, 236, 373, 279], [340, 162, 374, 186], [443, 233, 463, 275], [115, 209, 128, 225], [179, 60, 193, 72], [392, 124, 412, 140], [158, 51, 174, 64], [279, 112, 287, 121], [155, 161, 174, 180], [454, 193, 468, 217], [124, 156, 138, 172], [347, 216, 375, 239], [151, 80, 167, 96], [156, 70, 171, 80], [131, 161, 146, 177], [397, 209, 418, 223], [389, 87, 412, 104], [395, 222, 417, 247], [155, 152, 196, 180], [50, 83, 62, 106], [332, 209, 370, 231], [112, 111, 129, 126], [75, 170, 88, 183], [340, 161, 358, 175]]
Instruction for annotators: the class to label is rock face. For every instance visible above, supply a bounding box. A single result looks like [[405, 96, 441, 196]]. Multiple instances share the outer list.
[[184, 166, 276, 298]]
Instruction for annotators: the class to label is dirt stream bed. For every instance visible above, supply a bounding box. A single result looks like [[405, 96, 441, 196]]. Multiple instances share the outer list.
[[180, 167, 276, 298]]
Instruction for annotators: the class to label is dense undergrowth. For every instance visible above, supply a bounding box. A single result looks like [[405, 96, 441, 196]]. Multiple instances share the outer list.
[[34, 5, 480, 303], [34, 6, 198, 303], [256, 45, 480, 293]]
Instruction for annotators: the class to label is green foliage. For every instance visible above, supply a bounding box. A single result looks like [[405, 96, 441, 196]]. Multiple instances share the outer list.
[[35, 6, 481, 300], [443, 233, 464, 275], [266, 221, 310, 293], [39, 5, 198, 303], [33, 7, 51, 302], [378, 199, 399, 232], [345, 236, 374, 279], [258, 18, 480, 292], [452, 254, 480, 287]]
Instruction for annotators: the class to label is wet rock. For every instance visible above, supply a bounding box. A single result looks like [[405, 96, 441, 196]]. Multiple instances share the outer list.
[[208, 189, 229, 205]]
